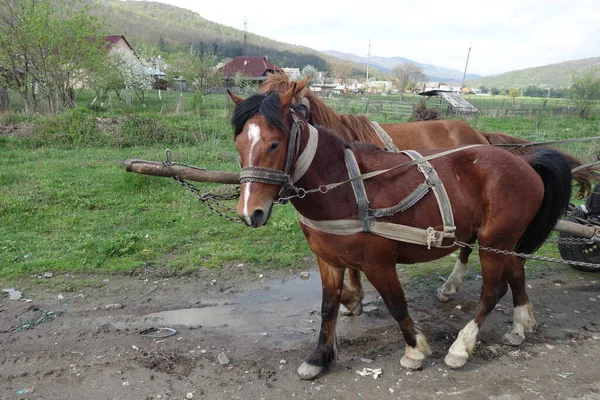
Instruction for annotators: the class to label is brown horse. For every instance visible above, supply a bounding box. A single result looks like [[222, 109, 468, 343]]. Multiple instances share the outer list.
[[258, 72, 597, 310], [229, 87, 572, 379]]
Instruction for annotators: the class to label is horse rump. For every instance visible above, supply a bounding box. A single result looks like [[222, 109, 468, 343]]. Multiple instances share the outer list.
[[482, 131, 599, 198], [517, 148, 572, 254]]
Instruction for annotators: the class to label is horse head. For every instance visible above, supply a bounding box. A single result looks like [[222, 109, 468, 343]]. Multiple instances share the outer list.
[[229, 84, 305, 227]]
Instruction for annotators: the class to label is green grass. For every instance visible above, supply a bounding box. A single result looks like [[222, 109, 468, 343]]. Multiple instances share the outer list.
[[0, 145, 310, 278], [1, 90, 599, 280]]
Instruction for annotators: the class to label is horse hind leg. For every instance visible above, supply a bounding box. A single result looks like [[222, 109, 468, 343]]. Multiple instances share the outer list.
[[445, 251, 509, 369], [297, 256, 345, 380], [502, 257, 536, 346], [340, 268, 364, 316], [362, 265, 431, 370], [437, 238, 475, 302]]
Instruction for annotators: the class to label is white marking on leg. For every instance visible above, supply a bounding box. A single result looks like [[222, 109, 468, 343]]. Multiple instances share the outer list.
[[503, 302, 535, 346], [438, 258, 467, 301], [241, 123, 262, 222], [401, 332, 431, 370], [448, 320, 479, 359]]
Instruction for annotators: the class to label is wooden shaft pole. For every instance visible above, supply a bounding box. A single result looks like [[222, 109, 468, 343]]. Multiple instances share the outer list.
[[124, 159, 240, 184]]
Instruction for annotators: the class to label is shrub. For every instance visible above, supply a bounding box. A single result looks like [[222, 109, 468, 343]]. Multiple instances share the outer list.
[[411, 100, 444, 121]]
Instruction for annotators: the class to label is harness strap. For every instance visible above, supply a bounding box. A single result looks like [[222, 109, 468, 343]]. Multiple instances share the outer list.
[[344, 149, 371, 232], [371, 182, 431, 217], [402, 150, 456, 237], [370, 121, 399, 152], [291, 124, 318, 183], [298, 215, 453, 247]]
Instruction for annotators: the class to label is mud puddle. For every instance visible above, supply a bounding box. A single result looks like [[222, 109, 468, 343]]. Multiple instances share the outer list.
[[96, 272, 389, 351]]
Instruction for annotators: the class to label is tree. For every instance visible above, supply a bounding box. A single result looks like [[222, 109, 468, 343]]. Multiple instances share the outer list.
[[490, 87, 500, 95], [569, 67, 600, 118], [509, 88, 520, 105], [392, 62, 425, 94], [110, 47, 154, 104], [330, 62, 352, 84], [478, 86, 489, 94], [301, 64, 318, 84], [0, 0, 107, 113], [167, 52, 222, 94]]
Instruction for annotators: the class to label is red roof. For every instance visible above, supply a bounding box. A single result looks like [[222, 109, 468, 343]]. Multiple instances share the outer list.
[[104, 35, 134, 52], [219, 56, 279, 78]]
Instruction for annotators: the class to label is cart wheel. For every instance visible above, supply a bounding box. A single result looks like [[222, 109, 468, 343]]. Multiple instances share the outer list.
[[558, 218, 600, 272]]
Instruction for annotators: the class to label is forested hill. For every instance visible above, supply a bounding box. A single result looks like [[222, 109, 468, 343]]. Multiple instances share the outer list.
[[92, 0, 330, 70], [467, 57, 600, 89]]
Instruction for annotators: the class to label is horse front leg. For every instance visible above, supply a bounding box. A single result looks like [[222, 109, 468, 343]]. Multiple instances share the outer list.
[[340, 268, 364, 316], [362, 263, 431, 370], [297, 256, 345, 380]]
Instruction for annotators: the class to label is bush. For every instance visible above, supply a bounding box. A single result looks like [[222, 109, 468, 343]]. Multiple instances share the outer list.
[[115, 113, 175, 147], [23, 108, 105, 147], [411, 100, 444, 121]]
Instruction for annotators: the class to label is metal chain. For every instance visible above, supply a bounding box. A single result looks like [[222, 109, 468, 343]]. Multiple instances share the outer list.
[[163, 150, 242, 223], [545, 236, 596, 245], [454, 240, 600, 270]]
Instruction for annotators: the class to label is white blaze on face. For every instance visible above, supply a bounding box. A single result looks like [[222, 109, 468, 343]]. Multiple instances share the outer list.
[[242, 123, 262, 221]]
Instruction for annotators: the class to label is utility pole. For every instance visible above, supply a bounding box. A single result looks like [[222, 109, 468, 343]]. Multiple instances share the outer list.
[[365, 39, 371, 86], [243, 17, 248, 56], [461, 44, 472, 89]]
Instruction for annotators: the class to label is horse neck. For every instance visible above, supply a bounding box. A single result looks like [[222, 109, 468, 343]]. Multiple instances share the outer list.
[[290, 126, 355, 220], [305, 91, 382, 145]]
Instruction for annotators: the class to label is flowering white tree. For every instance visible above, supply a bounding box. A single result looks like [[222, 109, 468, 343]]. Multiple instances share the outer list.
[[109, 47, 154, 104]]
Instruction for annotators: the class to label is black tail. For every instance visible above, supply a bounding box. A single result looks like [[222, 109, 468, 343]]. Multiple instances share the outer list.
[[517, 149, 572, 254]]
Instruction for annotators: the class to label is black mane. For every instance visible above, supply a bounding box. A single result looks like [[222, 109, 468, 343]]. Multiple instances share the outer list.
[[232, 92, 289, 138]]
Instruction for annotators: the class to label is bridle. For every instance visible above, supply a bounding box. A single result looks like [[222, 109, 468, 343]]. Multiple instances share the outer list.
[[238, 107, 318, 203]]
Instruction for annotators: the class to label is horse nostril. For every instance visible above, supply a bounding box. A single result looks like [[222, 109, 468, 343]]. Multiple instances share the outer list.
[[250, 209, 265, 226]]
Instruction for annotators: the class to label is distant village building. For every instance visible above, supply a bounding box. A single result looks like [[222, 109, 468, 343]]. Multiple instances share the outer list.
[[219, 56, 280, 84], [104, 34, 135, 53], [281, 67, 301, 81]]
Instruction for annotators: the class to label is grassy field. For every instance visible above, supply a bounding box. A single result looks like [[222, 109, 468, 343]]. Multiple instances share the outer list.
[[1, 89, 599, 280]]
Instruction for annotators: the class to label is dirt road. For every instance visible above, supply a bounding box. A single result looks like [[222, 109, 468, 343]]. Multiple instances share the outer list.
[[2, 262, 599, 400]]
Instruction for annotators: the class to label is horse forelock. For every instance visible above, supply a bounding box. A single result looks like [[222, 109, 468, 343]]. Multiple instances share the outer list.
[[232, 92, 289, 138]]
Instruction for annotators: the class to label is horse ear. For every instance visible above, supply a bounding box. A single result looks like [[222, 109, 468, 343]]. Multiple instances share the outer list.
[[280, 82, 297, 108], [227, 90, 244, 105], [296, 75, 310, 93]]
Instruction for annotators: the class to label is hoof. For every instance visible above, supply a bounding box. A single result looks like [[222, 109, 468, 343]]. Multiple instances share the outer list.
[[297, 362, 323, 380], [437, 287, 454, 303], [502, 331, 525, 346], [340, 302, 363, 316], [400, 355, 423, 370], [444, 352, 468, 369]]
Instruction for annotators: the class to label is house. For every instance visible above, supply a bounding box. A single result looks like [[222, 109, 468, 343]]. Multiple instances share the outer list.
[[219, 56, 280, 83], [281, 67, 301, 81], [104, 35, 135, 54]]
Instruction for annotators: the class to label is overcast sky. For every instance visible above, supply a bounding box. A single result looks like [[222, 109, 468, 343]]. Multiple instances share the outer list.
[[153, 0, 599, 76]]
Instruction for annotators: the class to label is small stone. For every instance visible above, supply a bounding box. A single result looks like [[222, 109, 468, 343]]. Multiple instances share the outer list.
[[186, 393, 194, 399], [105, 303, 123, 310], [546, 344, 554, 350], [211, 280, 217, 286], [218, 352, 230, 365], [590, 298, 597, 302], [156, 395, 162, 399], [280, 359, 287, 364], [475, 274, 483, 281], [44, 272, 53, 278], [258, 274, 263, 278], [300, 272, 310, 280], [574, 310, 580, 314], [58, 293, 64, 300], [360, 358, 374, 363], [363, 305, 378, 313], [554, 283, 561, 287], [527, 284, 532, 289], [261, 332, 268, 336], [389, 388, 395, 394], [122, 381, 130, 386]]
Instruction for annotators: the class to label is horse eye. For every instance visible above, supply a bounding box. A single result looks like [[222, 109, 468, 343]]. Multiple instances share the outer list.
[[270, 141, 280, 150]]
